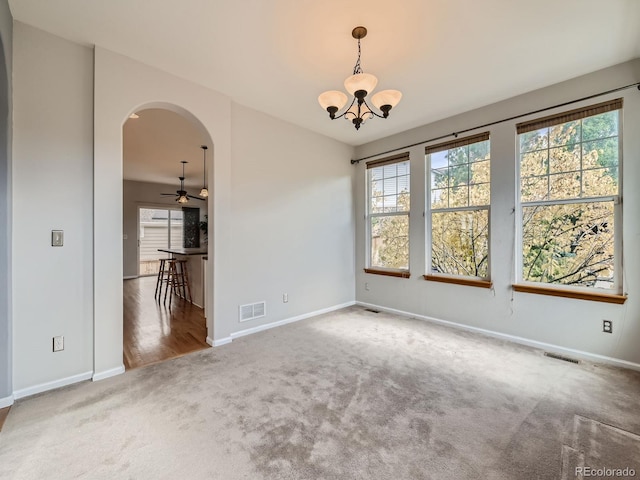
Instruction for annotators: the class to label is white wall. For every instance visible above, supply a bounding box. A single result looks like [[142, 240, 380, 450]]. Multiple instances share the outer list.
[[354, 60, 640, 367], [0, 0, 12, 404], [122, 179, 208, 278], [12, 22, 94, 391], [221, 103, 355, 339]]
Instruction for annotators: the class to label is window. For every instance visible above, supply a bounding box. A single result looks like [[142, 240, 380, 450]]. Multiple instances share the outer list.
[[517, 98, 622, 291], [426, 133, 490, 280], [366, 153, 410, 276]]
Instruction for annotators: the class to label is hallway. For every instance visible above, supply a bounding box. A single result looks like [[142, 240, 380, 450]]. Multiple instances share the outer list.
[[123, 276, 209, 370]]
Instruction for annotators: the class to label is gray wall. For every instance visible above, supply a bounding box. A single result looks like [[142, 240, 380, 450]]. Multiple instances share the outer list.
[[0, 0, 11, 403], [12, 22, 94, 392], [354, 60, 640, 367]]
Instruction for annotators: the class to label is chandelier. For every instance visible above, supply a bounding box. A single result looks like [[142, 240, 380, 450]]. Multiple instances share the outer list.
[[318, 26, 402, 130]]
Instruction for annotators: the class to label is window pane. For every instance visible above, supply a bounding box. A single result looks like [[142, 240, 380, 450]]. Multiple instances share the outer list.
[[582, 168, 618, 197], [522, 201, 614, 289], [370, 215, 409, 270], [469, 183, 490, 207], [470, 160, 490, 184], [449, 186, 468, 208], [371, 180, 383, 196], [397, 175, 410, 194], [430, 151, 448, 169], [431, 167, 449, 190], [396, 161, 409, 176], [370, 196, 384, 214], [520, 128, 548, 153], [549, 120, 580, 147], [549, 173, 580, 200], [448, 146, 468, 165], [382, 164, 397, 178], [450, 164, 469, 186], [431, 188, 448, 209], [431, 209, 489, 278], [521, 175, 548, 203], [549, 145, 580, 174], [469, 140, 490, 162], [371, 168, 382, 181], [582, 111, 618, 141], [582, 137, 619, 170], [521, 151, 548, 178], [383, 177, 396, 196]]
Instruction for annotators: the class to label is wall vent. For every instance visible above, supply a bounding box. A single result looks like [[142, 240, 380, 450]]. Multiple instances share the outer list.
[[239, 301, 266, 322], [544, 352, 580, 364]]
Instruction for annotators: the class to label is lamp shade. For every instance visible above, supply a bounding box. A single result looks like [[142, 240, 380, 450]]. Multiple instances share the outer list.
[[344, 73, 378, 96], [199, 188, 209, 198], [318, 90, 348, 111], [178, 195, 189, 204], [371, 89, 402, 109]]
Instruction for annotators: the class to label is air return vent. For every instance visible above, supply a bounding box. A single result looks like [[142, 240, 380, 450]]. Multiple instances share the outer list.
[[544, 352, 580, 364], [239, 301, 266, 322]]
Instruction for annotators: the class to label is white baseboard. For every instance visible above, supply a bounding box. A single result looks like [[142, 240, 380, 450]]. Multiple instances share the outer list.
[[0, 394, 14, 408], [356, 301, 640, 372], [13, 371, 94, 400], [92, 365, 125, 382], [230, 301, 356, 341], [210, 301, 356, 347], [212, 337, 232, 347]]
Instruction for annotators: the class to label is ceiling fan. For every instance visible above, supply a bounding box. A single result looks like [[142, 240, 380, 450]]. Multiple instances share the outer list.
[[161, 161, 205, 204]]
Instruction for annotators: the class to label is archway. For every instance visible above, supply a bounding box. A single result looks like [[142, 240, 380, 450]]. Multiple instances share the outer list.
[[121, 105, 213, 369]]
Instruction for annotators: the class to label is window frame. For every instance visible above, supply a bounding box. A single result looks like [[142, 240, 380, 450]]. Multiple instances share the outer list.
[[515, 101, 624, 295], [365, 153, 411, 277], [425, 133, 492, 284]]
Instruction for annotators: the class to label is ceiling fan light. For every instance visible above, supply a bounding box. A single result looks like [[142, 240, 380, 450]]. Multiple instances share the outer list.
[[177, 195, 189, 204], [371, 89, 402, 109], [344, 73, 378, 96], [318, 90, 348, 111], [199, 187, 209, 198]]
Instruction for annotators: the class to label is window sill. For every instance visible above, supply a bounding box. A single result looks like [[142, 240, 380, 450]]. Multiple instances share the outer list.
[[364, 268, 410, 279], [423, 275, 492, 289], [512, 284, 627, 304]]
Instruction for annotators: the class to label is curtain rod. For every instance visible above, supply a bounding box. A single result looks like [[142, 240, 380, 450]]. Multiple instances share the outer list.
[[350, 82, 640, 164]]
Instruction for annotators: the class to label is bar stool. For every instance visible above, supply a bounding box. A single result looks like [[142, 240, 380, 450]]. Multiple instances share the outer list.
[[154, 258, 171, 300], [174, 259, 193, 305], [164, 259, 193, 307]]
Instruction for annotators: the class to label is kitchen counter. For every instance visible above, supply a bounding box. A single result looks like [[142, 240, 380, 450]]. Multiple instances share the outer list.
[[157, 247, 207, 256], [158, 248, 207, 307]]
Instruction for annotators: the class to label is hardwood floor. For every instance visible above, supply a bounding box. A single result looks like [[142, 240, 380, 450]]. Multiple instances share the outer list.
[[0, 406, 9, 432], [123, 276, 209, 370]]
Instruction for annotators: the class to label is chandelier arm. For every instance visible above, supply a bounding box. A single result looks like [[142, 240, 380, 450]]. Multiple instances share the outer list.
[[328, 96, 358, 120], [360, 98, 387, 119]]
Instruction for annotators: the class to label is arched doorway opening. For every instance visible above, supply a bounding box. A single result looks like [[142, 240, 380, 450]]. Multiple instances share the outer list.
[[121, 104, 213, 370]]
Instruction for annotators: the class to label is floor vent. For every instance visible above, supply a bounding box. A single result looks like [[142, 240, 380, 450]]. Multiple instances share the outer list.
[[239, 301, 266, 322], [544, 352, 580, 364], [364, 308, 380, 314]]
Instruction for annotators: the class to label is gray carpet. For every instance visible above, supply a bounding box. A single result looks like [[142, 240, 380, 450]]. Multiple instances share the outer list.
[[1, 306, 640, 479]]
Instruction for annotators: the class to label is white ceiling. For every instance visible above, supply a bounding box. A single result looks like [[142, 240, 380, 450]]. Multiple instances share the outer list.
[[123, 108, 209, 187], [9, 0, 640, 147]]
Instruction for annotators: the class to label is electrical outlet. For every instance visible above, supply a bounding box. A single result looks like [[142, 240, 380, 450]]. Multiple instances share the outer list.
[[603, 320, 613, 334], [53, 336, 64, 352], [283, 293, 288, 303]]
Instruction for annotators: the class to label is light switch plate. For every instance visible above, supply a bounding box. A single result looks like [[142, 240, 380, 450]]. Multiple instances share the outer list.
[[52, 230, 64, 247]]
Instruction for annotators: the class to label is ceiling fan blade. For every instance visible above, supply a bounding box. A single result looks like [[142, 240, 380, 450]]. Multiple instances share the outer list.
[[187, 195, 206, 201], [160, 193, 177, 196]]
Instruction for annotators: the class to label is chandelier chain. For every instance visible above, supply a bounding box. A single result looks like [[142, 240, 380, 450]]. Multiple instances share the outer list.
[[353, 38, 363, 75]]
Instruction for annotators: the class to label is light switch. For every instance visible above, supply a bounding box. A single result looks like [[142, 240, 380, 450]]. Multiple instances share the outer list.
[[51, 230, 64, 247], [123, 234, 128, 240]]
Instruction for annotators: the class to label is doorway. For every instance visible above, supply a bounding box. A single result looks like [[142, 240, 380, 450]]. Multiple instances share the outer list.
[[138, 207, 183, 276], [122, 107, 210, 370]]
